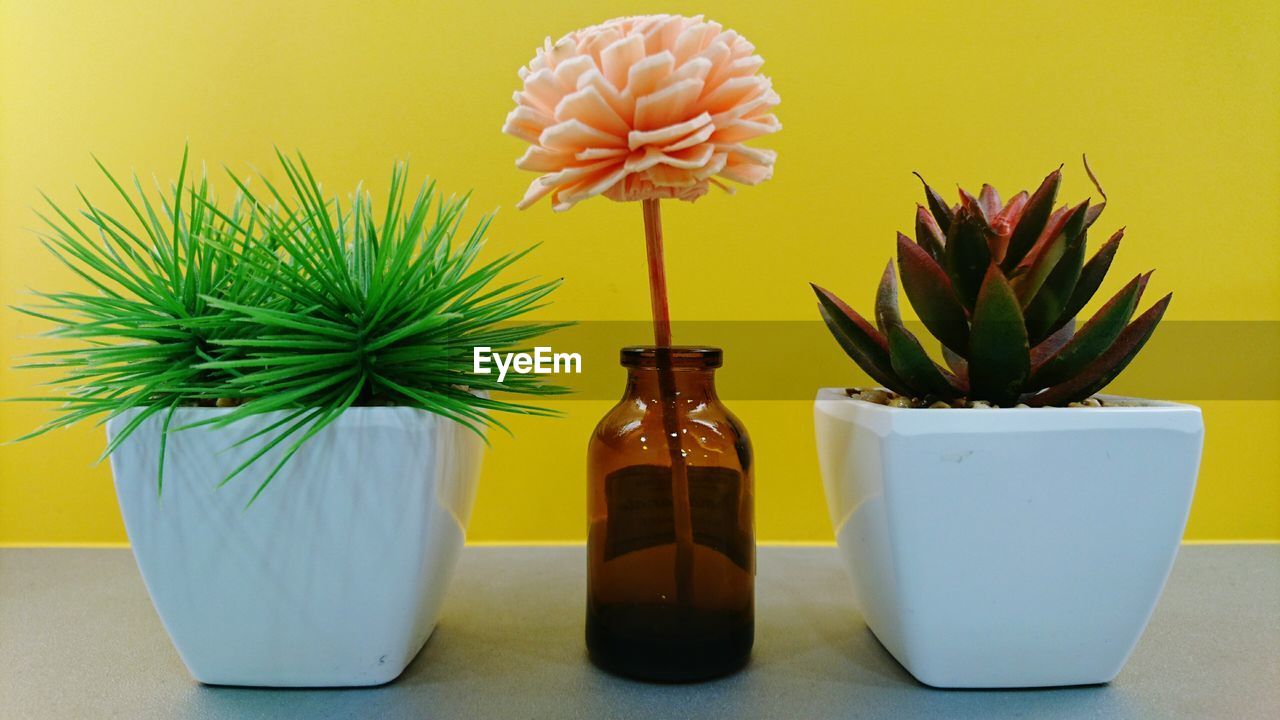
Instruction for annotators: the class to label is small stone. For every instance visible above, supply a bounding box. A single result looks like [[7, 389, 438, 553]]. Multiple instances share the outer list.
[[1068, 402, 1085, 408], [215, 397, 237, 408], [887, 396, 912, 408], [1081, 397, 1102, 407], [860, 388, 894, 405], [969, 400, 993, 409], [1015, 403, 1031, 409], [928, 401, 951, 409]]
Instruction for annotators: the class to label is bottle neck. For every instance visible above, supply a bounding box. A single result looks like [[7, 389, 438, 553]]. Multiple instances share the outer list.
[[624, 366, 719, 404]]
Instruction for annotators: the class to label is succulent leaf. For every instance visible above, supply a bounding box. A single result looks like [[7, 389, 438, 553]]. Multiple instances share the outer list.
[[1026, 293, 1172, 406], [1023, 223, 1086, 343], [1029, 273, 1148, 388], [1016, 200, 1088, 308], [1055, 228, 1123, 331], [914, 205, 946, 261], [886, 324, 964, 398], [1084, 203, 1105, 229], [1011, 204, 1068, 277], [874, 260, 902, 334], [1002, 167, 1062, 271], [1030, 319, 1076, 367], [968, 264, 1030, 406], [944, 203, 994, 310], [978, 184, 1002, 219], [997, 191, 1029, 226], [897, 233, 970, 355], [812, 283, 909, 394], [914, 172, 954, 232], [990, 190, 1029, 261], [941, 344, 970, 386], [872, 261, 963, 397]]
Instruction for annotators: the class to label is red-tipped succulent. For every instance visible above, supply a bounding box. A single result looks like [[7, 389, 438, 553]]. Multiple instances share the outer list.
[[814, 160, 1170, 407]]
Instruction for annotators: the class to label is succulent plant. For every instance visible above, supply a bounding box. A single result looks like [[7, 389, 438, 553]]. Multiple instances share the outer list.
[[813, 160, 1170, 407]]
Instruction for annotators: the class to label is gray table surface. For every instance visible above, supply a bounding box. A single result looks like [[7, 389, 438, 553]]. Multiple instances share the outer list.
[[1, 545, 1277, 719]]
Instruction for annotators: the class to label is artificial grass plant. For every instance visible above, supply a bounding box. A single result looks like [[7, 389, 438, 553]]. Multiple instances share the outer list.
[[13, 149, 566, 502]]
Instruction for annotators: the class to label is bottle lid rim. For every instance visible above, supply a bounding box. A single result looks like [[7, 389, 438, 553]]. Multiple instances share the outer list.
[[620, 346, 722, 368]]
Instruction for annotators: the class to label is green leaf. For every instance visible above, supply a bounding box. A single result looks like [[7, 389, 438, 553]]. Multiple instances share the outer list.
[[1030, 320, 1075, 368], [1022, 207, 1090, 341], [1056, 228, 1124, 329], [886, 324, 963, 399], [1002, 166, 1062, 271], [968, 265, 1030, 406], [1028, 273, 1149, 389], [812, 283, 909, 394], [1027, 293, 1172, 406], [897, 233, 969, 355], [872, 262, 962, 398], [944, 202, 993, 310], [1016, 200, 1088, 308], [874, 260, 902, 334]]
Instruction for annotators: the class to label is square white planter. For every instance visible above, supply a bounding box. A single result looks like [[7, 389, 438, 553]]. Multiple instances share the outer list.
[[107, 406, 484, 687], [813, 388, 1203, 688]]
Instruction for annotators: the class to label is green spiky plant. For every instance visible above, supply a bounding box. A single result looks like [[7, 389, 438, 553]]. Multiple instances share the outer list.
[[812, 159, 1170, 408], [13, 149, 567, 502]]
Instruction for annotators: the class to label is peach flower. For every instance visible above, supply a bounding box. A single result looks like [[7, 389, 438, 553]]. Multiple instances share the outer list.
[[503, 14, 781, 212]]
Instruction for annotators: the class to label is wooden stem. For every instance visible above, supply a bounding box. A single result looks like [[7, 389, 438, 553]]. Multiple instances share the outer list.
[[642, 199, 673, 347], [641, 198, 695, 607]]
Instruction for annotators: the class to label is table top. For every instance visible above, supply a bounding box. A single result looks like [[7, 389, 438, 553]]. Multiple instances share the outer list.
[[2, 545, 1277, 719]]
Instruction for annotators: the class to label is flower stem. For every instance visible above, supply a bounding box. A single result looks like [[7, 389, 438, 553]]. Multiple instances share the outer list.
[[641, 198, 695, 607], [642, 199, 673, 346]]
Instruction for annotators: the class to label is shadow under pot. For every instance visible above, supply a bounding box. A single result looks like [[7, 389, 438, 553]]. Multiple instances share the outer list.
[[586, 346, 755, 682]]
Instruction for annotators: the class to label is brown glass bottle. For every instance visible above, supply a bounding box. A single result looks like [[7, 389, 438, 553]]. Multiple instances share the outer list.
[[586, 346, 754, 682]]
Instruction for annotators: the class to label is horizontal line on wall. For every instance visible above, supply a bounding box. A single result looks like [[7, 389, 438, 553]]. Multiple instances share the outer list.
[[465, 540, 844, 545], [1180, 538, 1280, 545], [0, 541, 130, 549], [3, 539, 1275, 549]]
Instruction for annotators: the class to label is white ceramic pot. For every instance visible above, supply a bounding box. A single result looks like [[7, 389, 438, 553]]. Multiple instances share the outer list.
[[107, 406, 484, 687], [813, 388, 1203, 688]]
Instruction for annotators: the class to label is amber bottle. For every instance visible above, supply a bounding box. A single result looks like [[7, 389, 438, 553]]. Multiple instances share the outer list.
[[586, 346, 754, 682]]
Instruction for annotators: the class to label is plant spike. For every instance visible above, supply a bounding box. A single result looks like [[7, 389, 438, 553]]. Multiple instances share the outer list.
[[815, 160, 1169, 407]]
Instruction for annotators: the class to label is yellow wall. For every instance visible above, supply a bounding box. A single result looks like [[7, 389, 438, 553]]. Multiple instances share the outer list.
[[2, 0, 1277, 544]]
